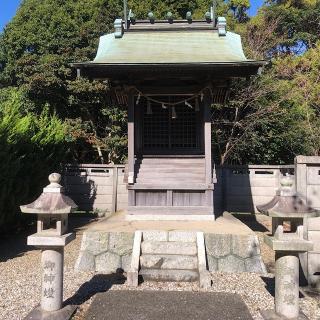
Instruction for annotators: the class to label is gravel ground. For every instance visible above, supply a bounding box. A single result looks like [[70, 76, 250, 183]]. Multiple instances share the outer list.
[[0, 215, 319, 320]]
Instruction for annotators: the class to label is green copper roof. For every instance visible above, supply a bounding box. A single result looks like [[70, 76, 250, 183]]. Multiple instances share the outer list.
[[93, 31, 252, 64]]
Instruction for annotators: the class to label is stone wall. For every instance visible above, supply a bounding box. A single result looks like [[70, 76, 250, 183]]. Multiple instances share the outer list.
[[301, 216, 320, 291], [295, 156, 320, 210], [76, 231, 266, 274], [75, 232, 134, 273], [205, 233, 266, 273]]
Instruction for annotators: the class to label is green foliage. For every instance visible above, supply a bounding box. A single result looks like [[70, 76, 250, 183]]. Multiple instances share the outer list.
[[0, 0, 319, 229], [126, 0, 249, 22], [0, 87, 71, 230], [212, 42, 320, 164], [271, 42, 320, 155], [254, 2, 320, 54], [128, 0, 212, 19], [0, 0, 128, 163], [0, 0, 121, 97]]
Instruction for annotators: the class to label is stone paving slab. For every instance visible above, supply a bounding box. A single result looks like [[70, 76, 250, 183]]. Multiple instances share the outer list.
[[86, 211, 254, 235], [85, 291, 253, 320]]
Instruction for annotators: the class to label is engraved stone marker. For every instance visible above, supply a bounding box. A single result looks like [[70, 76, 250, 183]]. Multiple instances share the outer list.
[[20, 173, 77, 319], [261, 225, 313, 320]]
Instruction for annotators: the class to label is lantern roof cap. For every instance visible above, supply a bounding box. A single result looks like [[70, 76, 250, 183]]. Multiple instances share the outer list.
[[20, 173, 77, 215], [257, 174, 317, 218]]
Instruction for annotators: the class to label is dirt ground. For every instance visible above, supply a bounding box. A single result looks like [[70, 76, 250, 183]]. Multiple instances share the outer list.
[[0, 214, 319, 320]]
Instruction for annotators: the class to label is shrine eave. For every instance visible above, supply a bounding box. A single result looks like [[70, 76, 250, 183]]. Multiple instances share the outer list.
[[72, 61, 266, 80]]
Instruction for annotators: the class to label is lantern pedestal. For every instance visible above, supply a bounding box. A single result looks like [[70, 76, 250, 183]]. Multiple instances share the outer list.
[[261, 226, 313, 320], [24, 304, 77, 320], [21, 173, 78, 320], [24, 233, 77, 320]]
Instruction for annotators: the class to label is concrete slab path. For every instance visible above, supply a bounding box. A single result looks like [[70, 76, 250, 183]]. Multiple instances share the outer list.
[[84, 291, 253, 320]]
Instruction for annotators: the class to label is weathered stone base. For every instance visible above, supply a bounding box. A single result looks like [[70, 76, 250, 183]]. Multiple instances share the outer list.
[[205, 233, 267, 273], [76, 230, 266, 275], [75, 232, 134, 273], [24, 305, 77, 320], [260, 309, 308, 320]]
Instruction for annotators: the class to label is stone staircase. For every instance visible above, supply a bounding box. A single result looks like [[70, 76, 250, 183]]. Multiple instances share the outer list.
[[139, 231, 199, 282], [123, 230, 211, 287]]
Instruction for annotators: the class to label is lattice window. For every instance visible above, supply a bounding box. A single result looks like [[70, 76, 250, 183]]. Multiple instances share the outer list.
[[171, 104, 197, 149], [141, 96, 199, 152], [143, 101, 169, 149]]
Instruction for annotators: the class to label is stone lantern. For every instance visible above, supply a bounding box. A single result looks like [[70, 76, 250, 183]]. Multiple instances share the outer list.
[[257, 174, 317, 234], [20, 173, 77, 319], [261, 225, 313, 320], [258, 174, 316, 319]]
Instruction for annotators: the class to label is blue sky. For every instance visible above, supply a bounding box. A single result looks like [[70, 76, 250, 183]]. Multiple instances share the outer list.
[[0, 0, 264, 31], [0, 0, 21, 31]]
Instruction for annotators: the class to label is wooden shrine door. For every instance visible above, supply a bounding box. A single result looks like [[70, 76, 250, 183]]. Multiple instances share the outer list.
[[135, 96, 202, 155]]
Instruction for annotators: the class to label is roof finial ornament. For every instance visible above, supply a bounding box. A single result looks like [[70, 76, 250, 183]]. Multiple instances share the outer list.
[[205, 11, 211, 23], [114, 19, 124, 38], [129, 10, 136, 24], [49, 172, 61, 184], [44, 172, 63, 193], [186, 12, 192, 24], [167, 12, 173, 24], [217, 17, 227, 36], [148, 12, 155, 24]]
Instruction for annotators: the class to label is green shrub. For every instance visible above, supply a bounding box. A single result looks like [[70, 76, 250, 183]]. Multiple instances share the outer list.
[[0, 87, 71, 231]]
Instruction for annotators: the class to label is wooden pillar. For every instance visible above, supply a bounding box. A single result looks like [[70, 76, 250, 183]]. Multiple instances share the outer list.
[[204, 91, 212, 185], [204, 90, 214, 213], [128, 91, 135, 184]]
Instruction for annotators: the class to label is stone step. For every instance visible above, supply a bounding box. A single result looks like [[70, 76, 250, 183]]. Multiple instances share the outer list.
[[139, 158, 204, 164], [136, 164, 204, 169], [141, 241, 197, 255], [137, 167, 205, 173], [140, 254, 198, 270], [137, 172, 205, 178], [136, 178, 204, 184], [137, 175, 204, 180], [143, 230, 197, 242], [139, 269, 199, 282]]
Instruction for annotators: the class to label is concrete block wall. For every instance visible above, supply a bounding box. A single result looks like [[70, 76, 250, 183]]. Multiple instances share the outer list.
[[217, 165, 294, 213], [63, 164, 127, 214], [303, 217, 320, 291], [64, 158, 320, 215], [295, 156, 320, 210]]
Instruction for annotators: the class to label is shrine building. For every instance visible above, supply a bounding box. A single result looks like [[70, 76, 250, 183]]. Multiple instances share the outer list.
[[73, 8, 265, 219]]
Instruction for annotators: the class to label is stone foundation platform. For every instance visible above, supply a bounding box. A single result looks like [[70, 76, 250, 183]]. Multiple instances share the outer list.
[[75, 211, 266, 274]]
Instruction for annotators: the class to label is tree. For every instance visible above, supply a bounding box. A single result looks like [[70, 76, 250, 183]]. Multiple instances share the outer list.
[[212, 40, 320, 164], [0, 0, 128, 163], [260, 2, 320, 54]]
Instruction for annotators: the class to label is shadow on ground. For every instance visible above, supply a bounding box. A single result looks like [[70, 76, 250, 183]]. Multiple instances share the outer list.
[[261, 276, 305, 298], [261, 276, 275, 297], [64, 272, 126, 306], [0, 216, 97, 262], [232, 213, 269, 232]]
